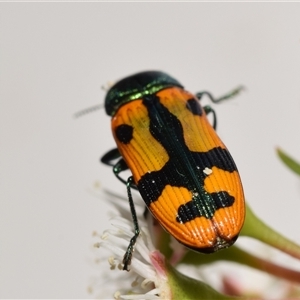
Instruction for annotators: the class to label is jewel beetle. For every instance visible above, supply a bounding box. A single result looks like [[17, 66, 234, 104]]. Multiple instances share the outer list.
[[101, 71, 245, 271]]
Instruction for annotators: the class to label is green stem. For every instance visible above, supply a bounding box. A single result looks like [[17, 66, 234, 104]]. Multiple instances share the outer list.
[[182, 245, 300, 284], [241, 204, 300, 260]]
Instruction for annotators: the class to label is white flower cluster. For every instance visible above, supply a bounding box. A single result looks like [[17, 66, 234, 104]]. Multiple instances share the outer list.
[[96, 216, 171, 300]]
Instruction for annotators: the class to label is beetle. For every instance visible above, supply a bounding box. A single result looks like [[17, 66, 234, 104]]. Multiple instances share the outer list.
[[101, 71, 245, 271]]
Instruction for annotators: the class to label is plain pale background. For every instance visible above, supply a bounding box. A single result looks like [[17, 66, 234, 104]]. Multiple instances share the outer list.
[[1, 3, 300, 298]]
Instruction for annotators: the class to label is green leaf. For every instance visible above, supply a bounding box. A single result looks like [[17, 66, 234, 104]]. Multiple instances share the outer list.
[[277, 148, 300, 176], [166, 263, 236, 300], [241, 204, 300, 260]]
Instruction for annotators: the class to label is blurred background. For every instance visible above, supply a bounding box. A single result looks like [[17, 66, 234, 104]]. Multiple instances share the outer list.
[[1, 2, 300, 298]]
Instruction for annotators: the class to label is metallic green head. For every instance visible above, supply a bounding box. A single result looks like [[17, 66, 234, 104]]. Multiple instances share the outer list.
[[105, 71, 183, 116]]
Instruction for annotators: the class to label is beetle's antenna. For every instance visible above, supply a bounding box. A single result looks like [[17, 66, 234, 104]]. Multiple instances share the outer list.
[[73, 104, 103, 119], [196, 85, 245, 103], [74, 81, 115, 119]]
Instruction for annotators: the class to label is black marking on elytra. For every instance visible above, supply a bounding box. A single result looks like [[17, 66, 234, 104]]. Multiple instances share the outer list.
[[186, 98, 203, 116], [176, 198, 204, 223], [211, 191, 235, 209], [115, 124, 133, 144], [176, 191, 235, 223], [138, 94, 237, 221]]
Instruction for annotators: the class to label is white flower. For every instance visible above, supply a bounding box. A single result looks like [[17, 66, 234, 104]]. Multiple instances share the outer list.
[[95, 216, 171, 300]]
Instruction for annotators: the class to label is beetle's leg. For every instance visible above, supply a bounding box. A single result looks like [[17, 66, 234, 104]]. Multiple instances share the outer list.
[[195, 85, 244, 104], [112, 159, 138, 190], [123, 176, 140, 271], [203, 105, 217, 130], [101, 148, 121, 166], [143, 206, 149, 219], [101, 151, 140, 270], [101, 148, 137, 189]]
